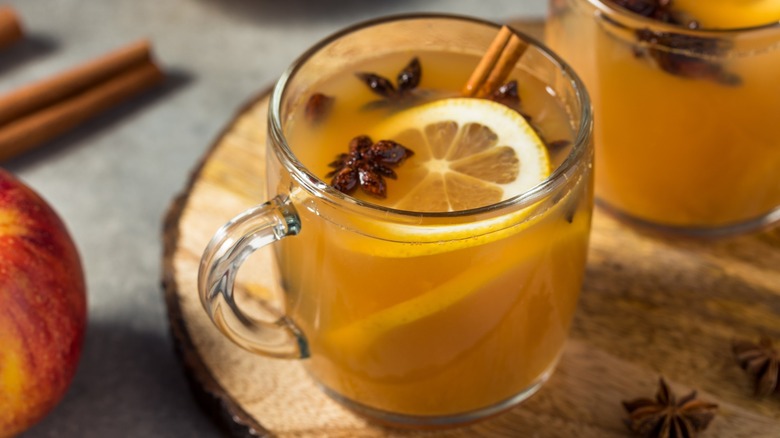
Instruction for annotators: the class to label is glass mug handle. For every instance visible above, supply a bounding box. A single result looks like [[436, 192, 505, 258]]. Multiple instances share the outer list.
[[198, 195, 308, 359]]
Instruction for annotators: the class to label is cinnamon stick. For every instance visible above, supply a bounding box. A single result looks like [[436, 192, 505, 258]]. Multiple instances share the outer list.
[[462, 26, 529, 98], [462, 26, 512, 97], [0, 40, 164, 161], [0, 6, 22, 50], [0, 40, 153, 126]]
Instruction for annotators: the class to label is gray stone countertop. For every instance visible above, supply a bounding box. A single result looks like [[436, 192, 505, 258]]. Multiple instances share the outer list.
[[3, 1, 545, 436]]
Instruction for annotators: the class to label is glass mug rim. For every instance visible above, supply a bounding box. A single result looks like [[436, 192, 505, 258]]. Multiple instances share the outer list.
[[268, 13, 593, 220], [582, 0, 780, 35]]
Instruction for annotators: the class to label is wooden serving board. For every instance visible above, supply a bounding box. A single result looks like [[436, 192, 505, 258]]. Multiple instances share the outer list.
[[162, 21, 780, 438]]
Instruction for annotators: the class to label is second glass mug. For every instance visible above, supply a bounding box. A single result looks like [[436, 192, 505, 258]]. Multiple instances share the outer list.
[[199, 14, 594, 427], [546, 0, 780, 236]]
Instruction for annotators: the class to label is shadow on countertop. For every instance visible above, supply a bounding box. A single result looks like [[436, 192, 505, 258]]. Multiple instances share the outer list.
[[0, 34, 58, 76], [194, 0, 418, 23]]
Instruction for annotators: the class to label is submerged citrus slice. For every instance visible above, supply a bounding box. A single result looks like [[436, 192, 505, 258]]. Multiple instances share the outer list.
[[370, 97, 551, 212], [324, 204, 588, 356]]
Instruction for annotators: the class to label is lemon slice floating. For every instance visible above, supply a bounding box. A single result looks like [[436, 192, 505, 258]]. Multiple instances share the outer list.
[[373, 97, 551, 212], [672, 0, 780, 28], [330, 97, 555, 258], [346, 97, 551, 247]]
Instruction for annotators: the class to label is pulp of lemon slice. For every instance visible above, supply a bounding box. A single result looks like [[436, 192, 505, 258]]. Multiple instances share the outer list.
[[370, 97, 551, 213]]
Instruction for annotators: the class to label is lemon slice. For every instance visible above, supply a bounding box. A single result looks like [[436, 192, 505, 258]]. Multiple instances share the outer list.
[[672, 0, 780, 28], [328, 98, 554, 259], [373, 97, 550, 212]]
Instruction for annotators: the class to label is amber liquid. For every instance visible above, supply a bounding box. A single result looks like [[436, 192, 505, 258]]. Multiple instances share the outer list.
[[547, 0, 780, 229], [276, 51, 592, 417]]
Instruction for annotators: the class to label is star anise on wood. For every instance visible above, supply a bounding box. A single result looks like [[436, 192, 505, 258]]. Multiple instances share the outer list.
[[622, 378, 718, 438], [356, 57, 423, 111], [326, 135, 414, 198], [733, 336, 780, 397]]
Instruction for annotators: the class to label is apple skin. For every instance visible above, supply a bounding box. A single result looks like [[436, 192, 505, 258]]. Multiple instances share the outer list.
[[0, 169, 86, 437]]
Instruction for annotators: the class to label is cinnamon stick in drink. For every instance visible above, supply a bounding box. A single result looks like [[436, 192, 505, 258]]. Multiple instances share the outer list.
[[0, 6, 22, 50], [462, 26, 512, 97], [462, 26, 529, 98], [476, 34, 527, 98]]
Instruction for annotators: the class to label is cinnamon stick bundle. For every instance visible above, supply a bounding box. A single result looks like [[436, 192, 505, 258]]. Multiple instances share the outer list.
[[462, 26, 529, 98], [0, 6, 22, 50], [0, 39, 164, 161]]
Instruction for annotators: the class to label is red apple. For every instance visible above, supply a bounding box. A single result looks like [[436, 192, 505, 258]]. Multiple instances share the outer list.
[[0, 168, 86, 437]]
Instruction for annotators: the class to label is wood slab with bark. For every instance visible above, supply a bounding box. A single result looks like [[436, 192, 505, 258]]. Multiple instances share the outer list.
[[161, 21, 780, 437]]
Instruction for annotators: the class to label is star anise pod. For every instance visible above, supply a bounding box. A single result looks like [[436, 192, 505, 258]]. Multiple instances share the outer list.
[[605, 0, 740, 86], [490, 79, 537, 122], [635, 29, 740, 86], [622, 378, 718, 438], [733, 336, 780, 397], [304, 93, 335, 124], [356, 57, 422, 111], [609, 0, 679, 25], [491, 80, 520, 108], [326, 135, 413, 198]]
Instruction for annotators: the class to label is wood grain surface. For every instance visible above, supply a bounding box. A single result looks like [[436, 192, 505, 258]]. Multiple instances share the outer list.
[[161, 21, 780, 438]]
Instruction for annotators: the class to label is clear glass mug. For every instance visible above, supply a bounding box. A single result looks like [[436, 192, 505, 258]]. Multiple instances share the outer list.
[[546, 0, 780, 236], [199, 14, 594, 427]]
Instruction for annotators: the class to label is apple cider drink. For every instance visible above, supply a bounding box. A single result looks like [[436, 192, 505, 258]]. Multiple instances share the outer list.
[[546, 0, 780, 232], [275, 46, 593, 417]]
